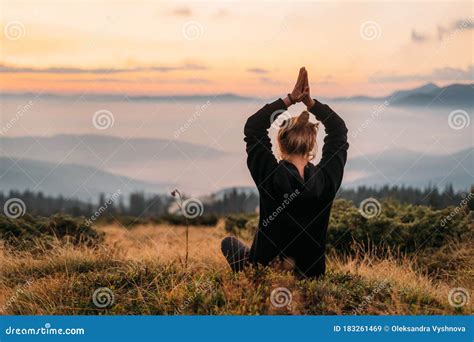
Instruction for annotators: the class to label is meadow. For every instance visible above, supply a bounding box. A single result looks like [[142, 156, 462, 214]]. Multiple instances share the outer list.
[[0, 199, 472, 315]]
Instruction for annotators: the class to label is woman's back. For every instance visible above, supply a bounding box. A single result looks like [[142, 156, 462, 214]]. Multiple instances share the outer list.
[[244, 97, 348, 277], [221, 68, 349, 278]]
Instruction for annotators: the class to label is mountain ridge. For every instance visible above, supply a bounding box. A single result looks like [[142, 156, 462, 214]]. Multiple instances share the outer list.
[[332, 83, 474, 106], [210, 147, 473, 195], [0, 147, 471, 201], [0, 134, 225, 170], [0, 157, 170, 202], [1, 83, 472, 105]]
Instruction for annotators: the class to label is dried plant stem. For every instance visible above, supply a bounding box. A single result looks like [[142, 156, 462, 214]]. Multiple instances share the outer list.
[[172, 189, 189, 269]]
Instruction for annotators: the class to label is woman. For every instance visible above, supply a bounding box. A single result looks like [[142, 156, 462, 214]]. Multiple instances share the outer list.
[[221, 68, 349, 278]]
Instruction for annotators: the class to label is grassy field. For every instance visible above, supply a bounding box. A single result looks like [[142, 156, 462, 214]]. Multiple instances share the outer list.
[[1, 202, 472, 315]]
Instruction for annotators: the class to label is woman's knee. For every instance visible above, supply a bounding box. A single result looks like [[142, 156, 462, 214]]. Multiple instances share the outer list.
[[221, 236, 236, 255]]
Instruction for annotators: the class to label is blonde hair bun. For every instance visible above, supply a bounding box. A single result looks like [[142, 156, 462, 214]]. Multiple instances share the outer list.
[[296, 111, 310, 126], [277, 110, 318, 161]]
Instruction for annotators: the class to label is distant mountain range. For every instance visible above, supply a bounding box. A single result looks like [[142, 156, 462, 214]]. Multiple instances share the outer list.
[[0, 147, 471, 201], [0, 157, 168, 202], [1, 83, 472, 106], [213, 148, 473, 196], [332, 83, 474, 107], [0, 134, 224, 169], [344, 147, 473, 190], [0, 134, 225, 200], [0, 92, 254, 102]]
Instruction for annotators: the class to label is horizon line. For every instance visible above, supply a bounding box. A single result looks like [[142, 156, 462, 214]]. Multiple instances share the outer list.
[[2, 81, 473, 102]]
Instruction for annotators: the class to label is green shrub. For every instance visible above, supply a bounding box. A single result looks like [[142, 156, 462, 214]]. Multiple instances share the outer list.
[[328, 199, 472, 254], [94, 214, 218, 228], [0, 214, 104, 250], [223, 199, 473, 255], [224, 214, 258, 239], [160, 214, 218, 227]]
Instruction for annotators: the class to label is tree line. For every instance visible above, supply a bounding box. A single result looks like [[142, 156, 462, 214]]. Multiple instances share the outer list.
[[0, 184, 471, 219], [337, 184, 472, 209]]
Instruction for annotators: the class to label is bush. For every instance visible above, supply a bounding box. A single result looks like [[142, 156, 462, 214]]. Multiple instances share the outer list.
[[94, 214, 219, 228], [224, 214, 258, 239], [160, 214, 219, 227], [223, 199, 473, 255], [328, 199, 473, 254], [0, 214, 104, 250]]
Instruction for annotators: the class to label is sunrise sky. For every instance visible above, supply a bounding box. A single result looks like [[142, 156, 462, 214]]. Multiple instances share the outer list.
[[0, 0, 472, 97]]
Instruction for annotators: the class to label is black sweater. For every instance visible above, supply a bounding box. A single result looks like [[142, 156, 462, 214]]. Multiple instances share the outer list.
[[244, 98, 349, 277]]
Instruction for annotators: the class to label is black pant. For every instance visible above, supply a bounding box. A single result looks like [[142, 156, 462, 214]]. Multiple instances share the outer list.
[[221, 236, 249, 272]]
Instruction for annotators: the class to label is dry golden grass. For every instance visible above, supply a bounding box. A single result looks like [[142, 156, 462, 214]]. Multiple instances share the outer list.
[[0, 222, 471, 315], [100, 223, 227, 266]]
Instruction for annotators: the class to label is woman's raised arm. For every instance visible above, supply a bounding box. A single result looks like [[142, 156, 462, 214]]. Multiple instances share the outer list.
[[244, 68, 309, 188]]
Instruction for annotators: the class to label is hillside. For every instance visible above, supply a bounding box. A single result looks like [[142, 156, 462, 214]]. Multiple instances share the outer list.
[[0, 157, 168, 201], [0, 200, 472, 315]]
